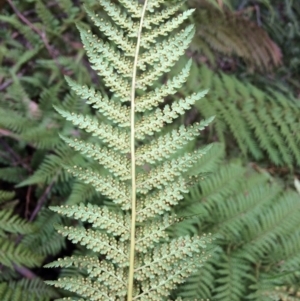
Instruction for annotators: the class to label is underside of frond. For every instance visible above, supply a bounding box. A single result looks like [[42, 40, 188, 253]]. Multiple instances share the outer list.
[[46, 0, 215, 300]]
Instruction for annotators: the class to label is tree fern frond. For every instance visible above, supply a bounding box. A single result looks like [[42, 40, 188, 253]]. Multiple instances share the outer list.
[[23, 209, 66, 257], [46, 1, 215, 300], [213, 253, 252, 301], [65, 181, 100, 205], [35, 0, 59, 31], [0, 167, 27, 184]]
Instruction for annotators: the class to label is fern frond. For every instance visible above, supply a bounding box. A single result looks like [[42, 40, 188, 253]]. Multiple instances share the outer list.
[[0, 237, 43, 269], [136, 117, 213, 164], [61, 135, 130, 180], [213, 252, 252, 301], [175, 156, 300, 300], [0, 209, 35, 235], [85, 7, 135, 56], [23, 209, 66, 257], [0, 278, 58, 301], [135, 92, 210, 139], [66, 165, 130, 209], [0, 190, 15, 204], [54, 107, 130, 154], [47, 1, 215, 300], [66, 77, 129, 127], [51, 204, 129, 239], [36, 0, 59, 31], [190, 0, 281, 71], [193, 65, 300, 167]]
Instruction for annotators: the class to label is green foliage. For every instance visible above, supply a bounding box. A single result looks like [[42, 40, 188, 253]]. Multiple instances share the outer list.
[[44, 0, 216, 300], [173, 160, 300, 300], [0, 191, 42, 271], [184, 64, 300, 168], [0, 278, 59, 301], [188, 0, 282, 71], [0, 0, 300, 300]]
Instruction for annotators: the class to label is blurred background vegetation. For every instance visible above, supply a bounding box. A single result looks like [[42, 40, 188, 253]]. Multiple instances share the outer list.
[[0, 0, 300, 300]]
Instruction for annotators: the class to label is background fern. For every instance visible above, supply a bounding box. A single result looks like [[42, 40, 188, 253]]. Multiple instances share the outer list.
[[173, 153, 300, 300]]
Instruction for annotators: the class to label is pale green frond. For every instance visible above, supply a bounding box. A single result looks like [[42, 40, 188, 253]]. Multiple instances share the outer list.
[[46, 277, 112, 301], [135, 59, 192, 112], [136, 120, 213, 165], [137, 146, 211, 194], [66, 166, 130, 209], [85, 7, 135, 56], [146, 0, 169, 13], [78, 24, 133, 77], [138, 25, 194, 71], [134, 235, 212, 299], [99, 0, 138, 35], [136, 178, 188, 222], [141, 9, 195, 47], [65, 77, 130, 127], [45, 256, 127, 293], [118, 0, 142, 18], [55, 225, 128, 267], [136, 215, 174, 253], [55, 107, 130, 154], [51, 203, 129, 239], [61, 135, 130, 180], [91, 58, 131, 100], [135, 91, 210, 140], [143, 3, 184, 29], [43, 0, 216, 299]]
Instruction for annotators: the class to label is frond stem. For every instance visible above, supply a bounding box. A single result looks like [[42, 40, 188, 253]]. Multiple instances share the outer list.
[[127, 1, 148, 300]]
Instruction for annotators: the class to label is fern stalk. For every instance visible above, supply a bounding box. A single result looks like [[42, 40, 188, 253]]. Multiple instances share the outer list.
[[128, 0, 149, 299]]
